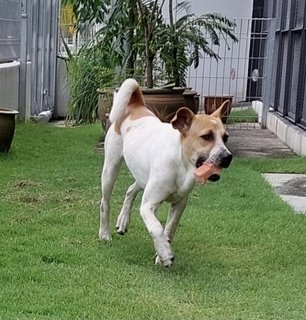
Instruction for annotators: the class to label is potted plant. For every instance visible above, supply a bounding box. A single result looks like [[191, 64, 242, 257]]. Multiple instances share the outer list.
[[61, 0, 138, 126], [0, 107, 19, 153], [61, 34, 117, 127], [62, 0, 238, 122], [135, 0, 238, 120]]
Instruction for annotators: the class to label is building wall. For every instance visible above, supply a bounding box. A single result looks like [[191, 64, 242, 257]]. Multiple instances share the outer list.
[[267, 0, 306, 130], [55, 59, 70, 118], [163, 0, 254, 19], [188, 0, 254, 19]]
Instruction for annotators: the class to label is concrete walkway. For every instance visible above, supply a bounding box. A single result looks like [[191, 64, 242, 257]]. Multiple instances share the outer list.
[[227, 125, 295, 158], [264, 173, 306, 213], [227, 126, 305, 214]]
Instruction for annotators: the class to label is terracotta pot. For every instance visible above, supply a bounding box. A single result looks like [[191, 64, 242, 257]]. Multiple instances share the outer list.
[[142, 88, 198, 123], [97, 89, 113, 133], [0, 107, 19, 153], [204, 96, 233, 123]]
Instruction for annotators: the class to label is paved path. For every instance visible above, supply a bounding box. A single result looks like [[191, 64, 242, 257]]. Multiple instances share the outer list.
[[227, 125, 295, 158], [264, 173, 306, 213]]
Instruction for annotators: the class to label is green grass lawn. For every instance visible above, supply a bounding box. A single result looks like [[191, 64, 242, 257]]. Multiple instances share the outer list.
[[227, 108, 258, 124], [1, 123, 306, 320]]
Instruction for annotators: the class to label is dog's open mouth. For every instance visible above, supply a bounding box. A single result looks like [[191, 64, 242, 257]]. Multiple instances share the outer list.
[[194, 158, 222, 183]]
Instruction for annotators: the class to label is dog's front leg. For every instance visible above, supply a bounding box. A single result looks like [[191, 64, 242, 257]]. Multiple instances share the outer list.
[[140, 201, 174, 267], [164, 196, 188, 243]]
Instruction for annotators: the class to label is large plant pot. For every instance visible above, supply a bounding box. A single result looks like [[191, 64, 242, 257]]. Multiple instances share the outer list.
[[204, 95, 233, 123], [142, 88, 198, 123], [97, 89, 113, 133], [0, 107, 19, 153]]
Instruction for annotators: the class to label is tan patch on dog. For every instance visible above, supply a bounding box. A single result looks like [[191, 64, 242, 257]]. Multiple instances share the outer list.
[[128, 106, 155, 120], [114, 86, 156, 134], [130, 87, 146, 106], [115, 106, 156, 134], [181, 114, 227, 160]]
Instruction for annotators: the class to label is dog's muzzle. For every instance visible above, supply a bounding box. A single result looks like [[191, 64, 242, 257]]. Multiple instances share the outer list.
[[194, 150, 232, 183]]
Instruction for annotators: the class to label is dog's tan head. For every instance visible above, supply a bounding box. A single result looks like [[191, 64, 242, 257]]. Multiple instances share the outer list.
[[171, 101, 232, 182]]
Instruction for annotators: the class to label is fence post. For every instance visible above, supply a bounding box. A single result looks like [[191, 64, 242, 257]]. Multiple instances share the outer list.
[[262, 18, 276, 128], [18, 0, 28, 121]]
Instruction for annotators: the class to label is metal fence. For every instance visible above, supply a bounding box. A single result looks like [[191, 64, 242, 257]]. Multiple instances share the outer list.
[[59, 6, 101, 56], [30, 0, 60, 115], [186, 18, 274, 129], [58, 16, 271, 127]]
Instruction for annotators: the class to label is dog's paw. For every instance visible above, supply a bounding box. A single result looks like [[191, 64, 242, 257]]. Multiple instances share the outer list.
[[99, 229, 112, 241], [155, 253, 175, 268], [116, 226, 127, 236]]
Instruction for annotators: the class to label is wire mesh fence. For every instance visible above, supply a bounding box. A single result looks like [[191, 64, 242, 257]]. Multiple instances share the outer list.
[[58, 15, 271, 129], [59, 6, 101, 56], [0, 0, 21, 62], [187, 18, 273, 129]]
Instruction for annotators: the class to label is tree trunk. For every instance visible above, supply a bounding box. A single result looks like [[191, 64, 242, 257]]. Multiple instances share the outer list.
[[172, 45, 180, 86], [168, 0, 180, 86], [126, 0, 137, 75], [146, 55, 154, 88]]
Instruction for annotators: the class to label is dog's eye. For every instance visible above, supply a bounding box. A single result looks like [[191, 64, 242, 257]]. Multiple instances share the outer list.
[[223, 134, 229, 143], [201, 133, 213, 141]]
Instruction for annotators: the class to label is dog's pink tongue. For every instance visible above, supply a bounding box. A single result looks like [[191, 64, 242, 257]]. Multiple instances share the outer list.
[[193, 162, 222, 183]]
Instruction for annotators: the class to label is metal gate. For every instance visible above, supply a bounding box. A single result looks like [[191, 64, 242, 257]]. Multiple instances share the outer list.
[[30, 0, 59, 115], [186, 18, 276, 129], [19, 0, 60, 118]]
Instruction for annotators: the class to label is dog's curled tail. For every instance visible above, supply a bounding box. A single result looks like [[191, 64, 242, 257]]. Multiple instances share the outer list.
[[109, 78, 144, 124]]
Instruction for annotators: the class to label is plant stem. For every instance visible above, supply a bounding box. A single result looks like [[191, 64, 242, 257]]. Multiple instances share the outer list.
[[169, 0, 180, 86], [126, 0, 137, 75], [146, 55, 154, 88]]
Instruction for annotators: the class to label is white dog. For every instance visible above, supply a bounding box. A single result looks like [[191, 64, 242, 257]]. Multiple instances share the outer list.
[[99, 79, 232, 267]]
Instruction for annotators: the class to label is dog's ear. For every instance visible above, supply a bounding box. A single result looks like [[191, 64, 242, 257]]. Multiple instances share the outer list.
[[211, 100, 231, 119], [171, 107, 194, 135]]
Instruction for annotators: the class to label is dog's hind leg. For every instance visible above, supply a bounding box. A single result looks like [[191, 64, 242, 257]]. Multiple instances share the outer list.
[[99, 128, 123, 241], [116, 182, 142, 235], [164, 196, 188, 243]]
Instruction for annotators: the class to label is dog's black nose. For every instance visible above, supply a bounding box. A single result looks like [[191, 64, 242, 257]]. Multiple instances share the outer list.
[[219, 153, 232, 168]]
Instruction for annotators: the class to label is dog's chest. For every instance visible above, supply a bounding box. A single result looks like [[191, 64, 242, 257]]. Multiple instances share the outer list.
[[166, 173, 195, 202]]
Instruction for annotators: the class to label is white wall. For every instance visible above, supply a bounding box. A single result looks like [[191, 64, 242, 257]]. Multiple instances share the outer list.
[[163, 0, 253, 19], [55, 58, 70, 118], [189, 0, 253, 19]]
